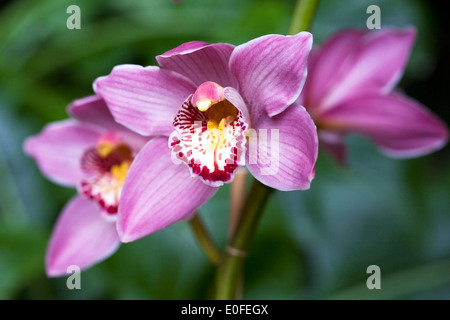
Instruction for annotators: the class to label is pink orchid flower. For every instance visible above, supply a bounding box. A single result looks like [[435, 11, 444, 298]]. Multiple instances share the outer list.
[[24, 95, 147, 276], [94, 32, 319, 243], [298, 27, 448, 163]]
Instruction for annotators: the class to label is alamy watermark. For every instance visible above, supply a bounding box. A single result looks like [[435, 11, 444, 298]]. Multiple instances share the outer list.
[[366, 5, 381, 29], [366, 265, 381, 290], [66, 265, 81, 290], [66, 5, 81, 30]]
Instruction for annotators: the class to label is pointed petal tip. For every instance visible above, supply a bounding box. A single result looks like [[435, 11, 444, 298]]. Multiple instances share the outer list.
[[92, 76, 106, 94], [255, 168, 314, 192], [379, 26, 417, 52], [395, 25, 417, 39], [22, 135, 35, 157], [116, 230, 134, 244], [293, 31, 313, 46], [156, 41, 211, 59], [22, 120, 104, 186], [67, 95, 101, 115], [307, 166, 316, 188], [45, 263, 66, 278], [283, 165, 316, 191], [362, 25, 416, 45], [380, 124, 449, 159], [116, 220, 141, 243]]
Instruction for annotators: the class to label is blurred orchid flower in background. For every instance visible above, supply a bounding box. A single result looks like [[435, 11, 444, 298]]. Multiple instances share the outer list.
[[298, 27, 448, 163], [24, 96, 147, 276], [94, 32, 319, 243]]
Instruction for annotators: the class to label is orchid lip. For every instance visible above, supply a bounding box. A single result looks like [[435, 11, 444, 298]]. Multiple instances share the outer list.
[[169, 82, 248, 187], [79, 132, 133, 215]]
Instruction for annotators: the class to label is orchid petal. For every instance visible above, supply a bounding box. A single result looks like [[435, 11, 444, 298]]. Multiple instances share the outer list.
[[247, 105, 318, 191], [117, 137, 218, 242], [24, 120, 102, 186], [230, 32, 312, 118], [304, 30, 366, 110], [46, 195, 120, 277], [313, 28, 416, 111], [223, 86, 251, 125], [320, 93, 449, 158], [157, 41, 238, 88], [93, 64, 196, 136], [67, 95, 123, 131]]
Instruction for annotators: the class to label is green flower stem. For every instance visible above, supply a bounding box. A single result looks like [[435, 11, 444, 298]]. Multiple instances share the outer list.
[[288, 0, 320, 35], [229, 167, 248, 238], [189, 214, 221, 265], [214, 179, 274, 299]]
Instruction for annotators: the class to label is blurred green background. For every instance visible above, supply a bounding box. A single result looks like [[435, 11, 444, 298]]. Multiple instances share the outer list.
[[1, 0, 449, 300]]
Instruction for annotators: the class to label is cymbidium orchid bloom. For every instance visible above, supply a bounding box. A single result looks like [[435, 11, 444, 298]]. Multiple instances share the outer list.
[[94, 32, 319, 243], [298, 27, 448, 163], [24, 95, 147, 276]]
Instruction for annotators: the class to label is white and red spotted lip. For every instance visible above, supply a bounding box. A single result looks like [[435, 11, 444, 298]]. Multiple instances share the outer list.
[[78, 141, 133, 215], [169, 92, 248, 187]]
